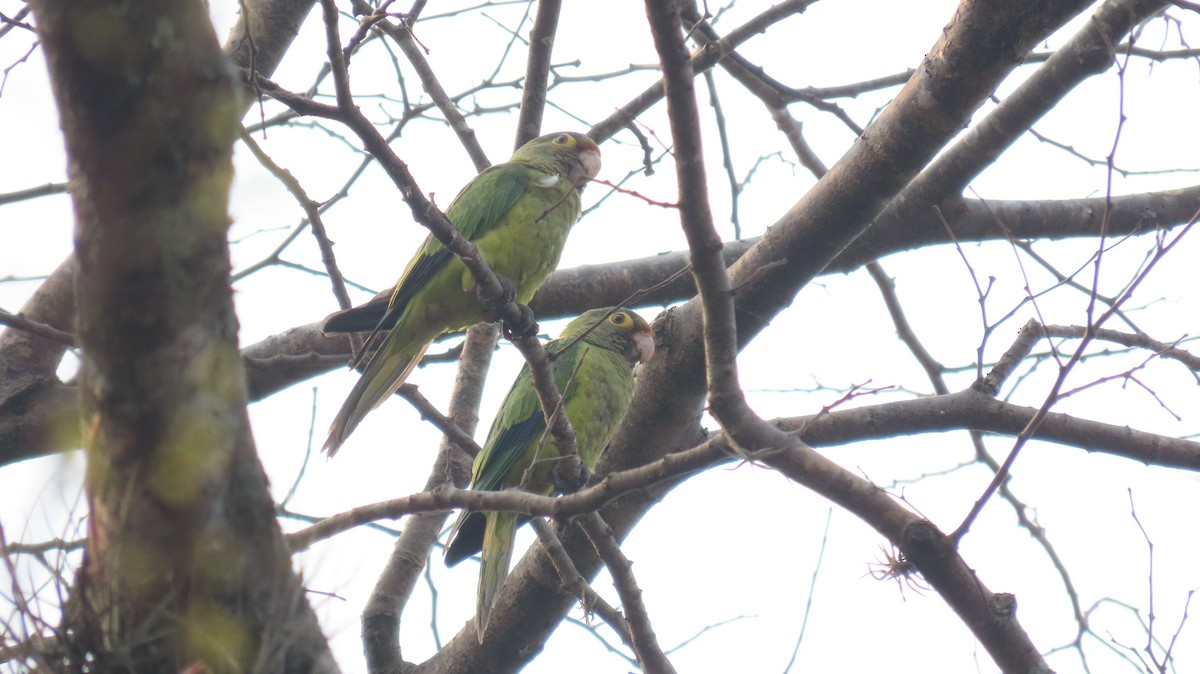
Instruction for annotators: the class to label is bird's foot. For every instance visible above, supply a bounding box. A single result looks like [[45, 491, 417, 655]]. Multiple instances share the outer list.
[[502, 304, 539, 340], [553, 458, 590, 494], [477, 275, 539, 339], [478, 274, 517, 323]]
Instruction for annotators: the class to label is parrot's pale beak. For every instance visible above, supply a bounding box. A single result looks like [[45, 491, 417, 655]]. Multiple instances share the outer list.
[[632, 329, 655, 364], [576, 142, 602, 184]]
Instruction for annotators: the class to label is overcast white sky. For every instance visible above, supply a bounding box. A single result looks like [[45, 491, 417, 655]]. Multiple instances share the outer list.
[[2, 1, 1199, 672]]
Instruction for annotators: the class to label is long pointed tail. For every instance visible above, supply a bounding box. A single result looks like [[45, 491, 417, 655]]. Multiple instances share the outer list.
[[476, 510, 518, 641], [323, 327, 431, 456]]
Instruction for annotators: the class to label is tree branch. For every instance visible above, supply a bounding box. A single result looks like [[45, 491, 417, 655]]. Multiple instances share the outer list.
[[528, 517, 634, 650], [563, 1, 1096, 672], [589, 0, 817, 144], [285, 376, 1200, 553], [5, 184, 1197, 469], [577, 513, 676, 674], [373, 13, 491, 170], [361, 324, 496, 673], [513, 0, 562, 148]]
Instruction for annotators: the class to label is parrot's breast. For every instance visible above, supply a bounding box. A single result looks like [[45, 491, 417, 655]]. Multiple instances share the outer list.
[[561, 347, 636, 469], [474, 182, 582, 304]]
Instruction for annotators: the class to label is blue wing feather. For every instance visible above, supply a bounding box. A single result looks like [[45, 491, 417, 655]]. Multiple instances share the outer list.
[[474, 413, 545, 492], [473, 341, 584, 491]]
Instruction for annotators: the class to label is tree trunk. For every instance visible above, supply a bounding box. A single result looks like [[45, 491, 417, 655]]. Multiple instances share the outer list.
[[29, 0, 338, 671]]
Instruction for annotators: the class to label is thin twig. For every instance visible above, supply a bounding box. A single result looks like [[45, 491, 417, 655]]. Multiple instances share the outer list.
[[782, 507, 833, 673], [578, 513, 676, 674], [528, 517, 634, 649], [0, 182, 67, 207], [237, 127, 354, 312], [590, 0, 816, 143], [373, 15, 490, 170], [952, 214, 1199, 542], [0, 309, 77, 348], [396, 383, 484, 458]]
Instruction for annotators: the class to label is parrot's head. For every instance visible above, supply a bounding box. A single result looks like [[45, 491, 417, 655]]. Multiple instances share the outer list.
[[515, 131, 602, 188], [568, 307, 655, 367]]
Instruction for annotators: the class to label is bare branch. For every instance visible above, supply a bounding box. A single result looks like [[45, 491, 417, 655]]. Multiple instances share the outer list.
[[528, 518, 633, 650], [951, 195, 1197, 543], [0, 309, 76, 349], [237, 127, 355, 312], [578, 513, 676, 674], [0, 182, 67, 207], [373, 15, 491, 170], [590, 0, 817, 143], [513, 0, 562, 146]]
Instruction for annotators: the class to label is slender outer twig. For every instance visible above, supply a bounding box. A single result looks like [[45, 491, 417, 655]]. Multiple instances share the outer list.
[[590, 0, 817, 144], [237, 127, 355, 312], [951, 216, 1197, 542], [577, 513, 675, 674], [0, 310, 76, 348], [0, 182, 67, 207], [528, 517, 634, 650], [373, 16, 490, 171]]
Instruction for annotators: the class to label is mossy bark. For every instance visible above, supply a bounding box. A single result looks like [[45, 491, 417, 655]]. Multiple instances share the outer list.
[[29, 1, 338, 671]]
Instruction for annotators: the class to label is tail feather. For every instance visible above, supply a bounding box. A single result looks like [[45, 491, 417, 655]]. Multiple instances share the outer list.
[[444, 509, 486, 568], [323, 332, 430, 456], [476, 510, 517, 641], [320, 292, 392, 333]]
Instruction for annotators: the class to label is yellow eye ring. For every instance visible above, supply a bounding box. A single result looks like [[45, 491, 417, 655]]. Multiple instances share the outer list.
[[610, 312, 628, 325], [553, 133, 572, 146]]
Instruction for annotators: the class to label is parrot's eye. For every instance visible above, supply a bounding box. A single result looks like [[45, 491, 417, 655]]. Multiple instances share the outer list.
[[611, 312, 627, 325], [553, 134, 571, 146]]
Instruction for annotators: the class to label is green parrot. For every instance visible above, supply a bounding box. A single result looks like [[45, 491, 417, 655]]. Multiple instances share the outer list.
[[322, 132, 602, 455], [443, 307, 655, 637]]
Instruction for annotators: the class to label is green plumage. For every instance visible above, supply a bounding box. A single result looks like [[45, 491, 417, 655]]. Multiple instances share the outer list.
[[444, 307, 656, 639], [322, 132, 602, 455]]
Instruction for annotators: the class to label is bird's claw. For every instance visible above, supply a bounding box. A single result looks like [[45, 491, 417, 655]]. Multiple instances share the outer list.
[[476, 275, 538, 339], [553, 459, 590, 494], [478, 274, 518, 323], [502, 304, 539, 340]]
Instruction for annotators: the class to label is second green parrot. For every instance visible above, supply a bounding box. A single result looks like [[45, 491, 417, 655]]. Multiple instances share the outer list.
[[443, 307, 655, 638], [322, 132, 602, 455]]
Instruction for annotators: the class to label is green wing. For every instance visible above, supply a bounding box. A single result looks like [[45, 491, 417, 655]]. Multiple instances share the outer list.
[[446, 161, 536, 242], [472, 338, 583, 492], [378, 162, 535, 328]]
